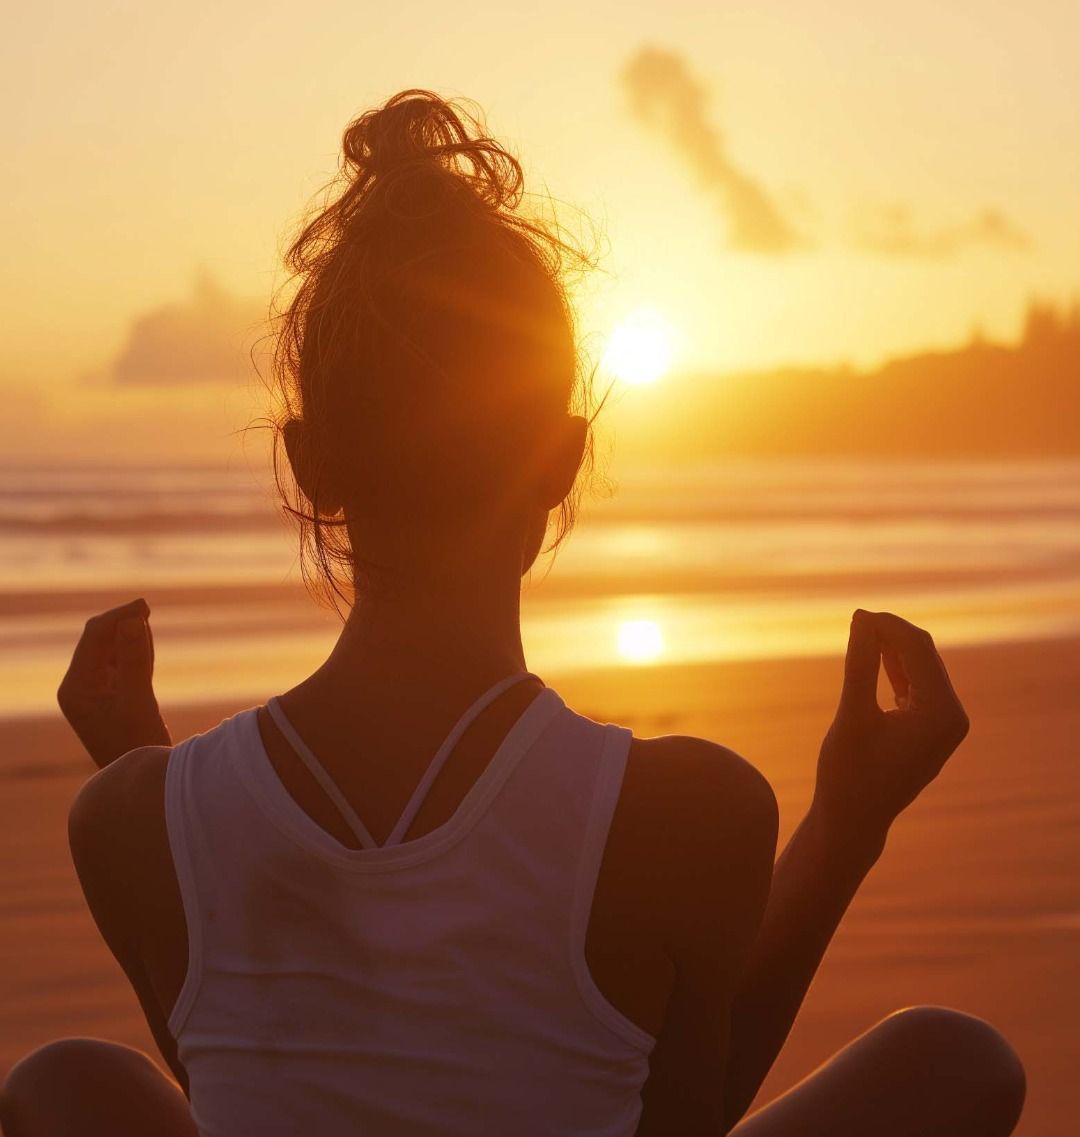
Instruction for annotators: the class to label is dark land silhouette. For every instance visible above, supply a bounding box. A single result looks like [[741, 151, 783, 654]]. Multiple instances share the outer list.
[[615, 301, 1080, 461]]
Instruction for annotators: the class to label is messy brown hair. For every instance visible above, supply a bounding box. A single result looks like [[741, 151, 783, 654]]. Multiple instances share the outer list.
[[259, 89, 605, 613]]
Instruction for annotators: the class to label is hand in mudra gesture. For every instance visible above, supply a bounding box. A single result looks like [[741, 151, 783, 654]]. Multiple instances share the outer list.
[[57, 597, 171, 769], [814, 609, 971, 856]]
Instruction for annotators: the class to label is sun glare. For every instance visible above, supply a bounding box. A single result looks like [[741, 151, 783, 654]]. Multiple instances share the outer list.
[[616, 619, 665, 664], [602, 311, 674, 386]]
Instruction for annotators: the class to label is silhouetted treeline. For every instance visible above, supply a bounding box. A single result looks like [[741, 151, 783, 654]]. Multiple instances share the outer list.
[[617, 301, 1080, 459]]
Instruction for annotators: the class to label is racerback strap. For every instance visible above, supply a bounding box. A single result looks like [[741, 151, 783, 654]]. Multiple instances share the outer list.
[[264, 671, 540, 850]]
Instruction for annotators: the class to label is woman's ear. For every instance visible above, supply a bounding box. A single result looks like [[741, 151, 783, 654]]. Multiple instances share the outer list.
[[283, 418, 344, 516], [539, 414, 588, 509], [521, 416, 586, 577]]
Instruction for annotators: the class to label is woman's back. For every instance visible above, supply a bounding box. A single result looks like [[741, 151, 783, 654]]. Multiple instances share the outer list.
[[65, 664, 777, 1135], [165, 676, 652, 1135]]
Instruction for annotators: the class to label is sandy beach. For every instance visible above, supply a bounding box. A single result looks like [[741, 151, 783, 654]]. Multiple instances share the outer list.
[[1, 634, 1076, 1134]]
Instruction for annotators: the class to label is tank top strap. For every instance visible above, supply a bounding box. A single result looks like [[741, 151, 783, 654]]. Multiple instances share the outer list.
[[264, 671, 541, 852], [265, 696, 379, 849], [383, 670, 540, 847]]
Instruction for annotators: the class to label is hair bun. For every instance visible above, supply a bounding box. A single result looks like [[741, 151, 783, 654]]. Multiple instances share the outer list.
[[339, 89, 522, 210], [343, 91, 446, 175]]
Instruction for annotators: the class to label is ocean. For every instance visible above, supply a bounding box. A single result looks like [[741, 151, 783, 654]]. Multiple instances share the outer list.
[[2, 458, 1078, 716]]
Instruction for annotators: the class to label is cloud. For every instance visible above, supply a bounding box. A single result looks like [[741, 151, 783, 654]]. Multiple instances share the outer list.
[[621, 46, 805, 255], [90, 270, 266, 386], [853, 204, 1032, 259]]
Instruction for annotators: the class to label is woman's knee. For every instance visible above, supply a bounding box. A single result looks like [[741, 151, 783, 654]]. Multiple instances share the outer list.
[[1, 1038, 159, 1132], [875, 1006, 1026, 1130], [5, 1038, 156, 1090]]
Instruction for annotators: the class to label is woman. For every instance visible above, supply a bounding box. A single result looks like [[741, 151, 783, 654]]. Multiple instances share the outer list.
[[1, 91, 1024, 1136]]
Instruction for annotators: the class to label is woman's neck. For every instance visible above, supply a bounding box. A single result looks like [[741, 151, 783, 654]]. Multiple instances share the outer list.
[[306, 558, 529, 702]]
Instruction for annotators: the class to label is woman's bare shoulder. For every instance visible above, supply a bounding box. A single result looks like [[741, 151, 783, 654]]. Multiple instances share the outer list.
[[624, 733, 778, 840], [70, 745, 172, 829], [606, 731, 778, 931], [68, 746, 174, 890]]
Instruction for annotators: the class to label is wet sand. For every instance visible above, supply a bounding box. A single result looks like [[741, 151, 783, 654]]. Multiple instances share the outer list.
[[1, 636, 1076, 1134]]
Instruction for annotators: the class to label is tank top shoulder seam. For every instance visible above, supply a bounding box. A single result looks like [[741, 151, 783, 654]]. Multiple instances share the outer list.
[[163, 736, 205, 1038], [569, 721, 657, 1054]]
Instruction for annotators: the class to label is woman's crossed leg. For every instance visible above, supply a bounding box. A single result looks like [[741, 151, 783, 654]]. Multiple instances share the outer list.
[[0, 1038, 195, 1137], [1, 1005, 1024, 1137], [731, 1005, 1025, 1137]]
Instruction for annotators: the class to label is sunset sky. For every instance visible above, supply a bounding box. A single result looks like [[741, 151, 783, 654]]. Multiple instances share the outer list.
[[4, 1, 1078, 461]]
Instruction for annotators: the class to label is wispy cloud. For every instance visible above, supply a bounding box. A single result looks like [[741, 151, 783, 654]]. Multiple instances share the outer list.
[[87, 271, 264, 386], [621, 46, 806, 255], [853, 204, 1032, 258]]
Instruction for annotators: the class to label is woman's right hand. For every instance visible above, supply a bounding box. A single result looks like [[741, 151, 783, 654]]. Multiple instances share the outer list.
[[812, 610, 970, 860]]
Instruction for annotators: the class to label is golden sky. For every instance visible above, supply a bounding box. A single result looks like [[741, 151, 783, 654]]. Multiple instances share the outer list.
[[4, 1, 1078, 460]]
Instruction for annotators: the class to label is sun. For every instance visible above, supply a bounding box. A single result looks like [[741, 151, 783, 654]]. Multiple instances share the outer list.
[[602, 310, 674, 386], [616, 619, 665, 664]]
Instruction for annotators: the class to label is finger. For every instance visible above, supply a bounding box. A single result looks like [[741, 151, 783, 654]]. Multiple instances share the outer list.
[[881, 640, 910, 709], [67, 598, 150, 674], [116, 615, 153, 690], [839, 609, 880, 714], [146, 614, 156, 672], [869, 612, 953, 703]]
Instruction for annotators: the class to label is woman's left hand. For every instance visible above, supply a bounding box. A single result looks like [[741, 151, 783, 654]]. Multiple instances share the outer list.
[[57, 598, 171, 769]]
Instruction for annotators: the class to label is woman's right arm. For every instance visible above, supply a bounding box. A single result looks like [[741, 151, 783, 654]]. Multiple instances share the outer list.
[[720, 611, 970, 1129], [635, 742, 779, 1136], [639, 611, 969, 1135]]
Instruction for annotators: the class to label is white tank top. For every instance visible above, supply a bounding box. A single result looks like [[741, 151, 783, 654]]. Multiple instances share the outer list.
[[164, 674, 656, 1136]]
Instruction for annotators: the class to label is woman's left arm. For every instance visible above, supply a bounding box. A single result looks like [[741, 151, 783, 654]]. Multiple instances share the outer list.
[[57, 598, 171, 768], [68, 749, 190, 1094]]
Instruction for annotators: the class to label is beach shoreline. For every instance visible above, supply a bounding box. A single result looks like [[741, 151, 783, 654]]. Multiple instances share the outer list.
[[1, 635, 1077, 1134]]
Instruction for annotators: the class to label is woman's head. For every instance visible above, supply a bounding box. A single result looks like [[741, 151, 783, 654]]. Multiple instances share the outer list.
[[266, 89, 603, 608]]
